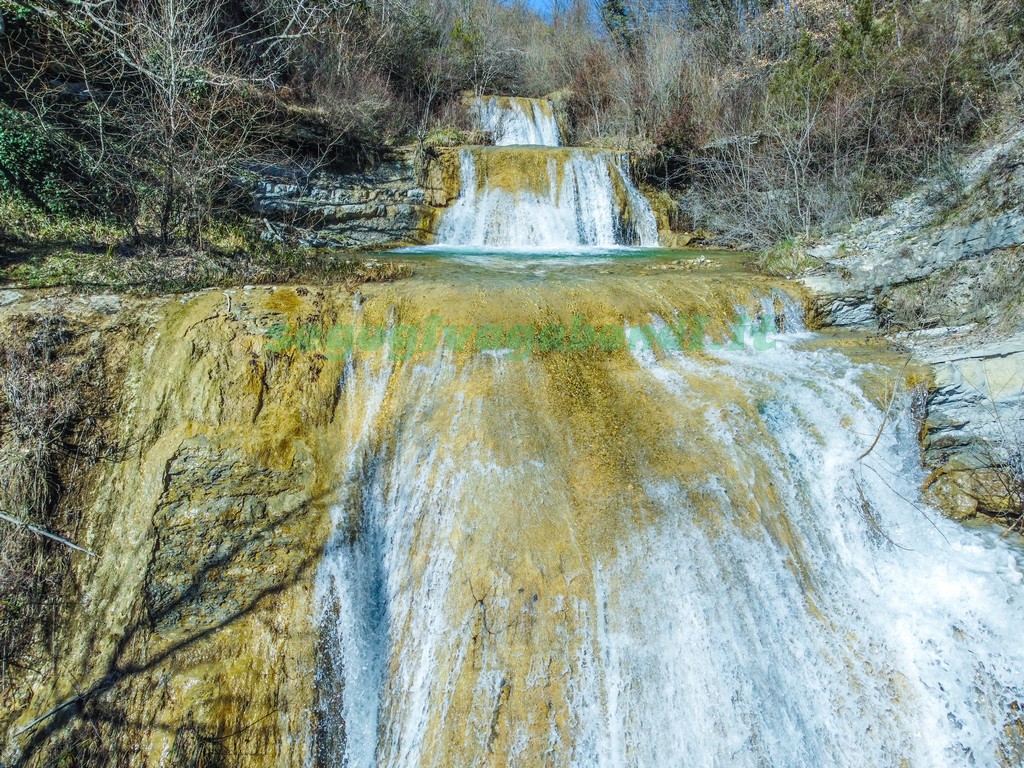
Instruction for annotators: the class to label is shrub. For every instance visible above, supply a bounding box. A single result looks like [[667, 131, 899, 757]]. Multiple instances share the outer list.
[[0, 102, 138, 226], [994, 444, 1024, 533], [0, 105, 75, 214], [641, 100, 701, 189], [683, 0, 1020, 246], [756, 237, 823, 276]]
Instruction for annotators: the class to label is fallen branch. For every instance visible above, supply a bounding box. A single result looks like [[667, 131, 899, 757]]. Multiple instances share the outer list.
[[13, 692, 86, 736], [858, 358, 912, 462], [0, 511, 97, 558], [12, 673, 118, 736]]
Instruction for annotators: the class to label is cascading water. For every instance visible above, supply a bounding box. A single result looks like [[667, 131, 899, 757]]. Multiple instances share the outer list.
[[430, 97, 658, 249], [312, 272, 1024, 768], [472, 96, 561, 147], [436, 148, 658, 249]]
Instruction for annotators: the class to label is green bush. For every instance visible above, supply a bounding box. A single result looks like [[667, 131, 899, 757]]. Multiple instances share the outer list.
[[0, 0, 35, 31], [0, 102, 96, 217], [0, 104, 141, 226], [0, 105, 75, 213]]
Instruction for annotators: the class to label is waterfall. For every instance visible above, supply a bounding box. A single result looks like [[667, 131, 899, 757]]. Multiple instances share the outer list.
[[422, 96, 659, 250], [471, 96, 561, 147], [435, 147, 659, 249], [312, 288, 1024, 767], [315, 92, 1024, 768]]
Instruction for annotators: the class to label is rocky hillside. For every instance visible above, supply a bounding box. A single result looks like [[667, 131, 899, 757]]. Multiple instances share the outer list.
[[800, 125, 1024, 522]]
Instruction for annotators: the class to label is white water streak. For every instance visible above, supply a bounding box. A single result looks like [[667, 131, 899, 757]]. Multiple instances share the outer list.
[[472, 96, 561, 146], [588, 337, 1024, 767], [436, 149, 658, 249], [316, 318, 1024, 767]]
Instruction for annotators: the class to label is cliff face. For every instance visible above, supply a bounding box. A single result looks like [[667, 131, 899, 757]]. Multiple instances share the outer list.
[[798, 126, 1024, 520], [248, 147, 462, 250], [0, 287, 359, 766], [802, 127, 1024, 331]]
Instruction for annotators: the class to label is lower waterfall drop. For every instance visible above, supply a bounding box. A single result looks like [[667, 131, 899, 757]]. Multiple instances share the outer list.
[[311, 279, 1024, 768]]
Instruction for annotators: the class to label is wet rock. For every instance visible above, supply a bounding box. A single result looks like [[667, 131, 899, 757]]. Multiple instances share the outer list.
[[145, 436, 315, 632], [664, 256, 717, 270]]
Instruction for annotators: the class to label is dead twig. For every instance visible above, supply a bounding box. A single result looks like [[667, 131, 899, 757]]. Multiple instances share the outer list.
[[858, 358, 912, 462], [0, 511, 97, 558]]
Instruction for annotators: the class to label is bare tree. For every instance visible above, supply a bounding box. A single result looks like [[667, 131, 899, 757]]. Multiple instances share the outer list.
[[7, 0, 319, 249], [95, 0, 277, 248]]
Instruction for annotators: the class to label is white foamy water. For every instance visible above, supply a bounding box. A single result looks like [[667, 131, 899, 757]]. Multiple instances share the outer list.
[[472, 96, 561, 146], [313, 321, 1024, 767], [575, 339, 1024, 767], [435, 149, 658, 249]]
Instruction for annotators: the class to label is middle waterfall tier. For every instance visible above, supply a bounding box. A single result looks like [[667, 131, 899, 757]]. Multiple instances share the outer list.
[[471, 95, 561, 147], [435, 147, 659, 249]]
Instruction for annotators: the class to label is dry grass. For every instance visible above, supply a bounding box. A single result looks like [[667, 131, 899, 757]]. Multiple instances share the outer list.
[[0, 311, 100, 687], [2, 227, 415, 298], [989, 443, 1024, 533]]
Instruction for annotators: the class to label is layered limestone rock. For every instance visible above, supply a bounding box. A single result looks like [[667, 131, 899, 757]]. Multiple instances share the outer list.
[[913, 330, 1024, 518], [248, 147, 467, 250], [248, 150, 436, 249], [801, 126, 1024, 329], [796, 125, 1024, 522]]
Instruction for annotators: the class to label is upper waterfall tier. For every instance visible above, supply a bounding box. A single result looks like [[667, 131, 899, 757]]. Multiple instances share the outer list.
[[435, 146, 658, 249], [471, 96, 561, 147]]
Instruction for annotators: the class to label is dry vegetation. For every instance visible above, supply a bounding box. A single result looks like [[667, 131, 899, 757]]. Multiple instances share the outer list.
[[979, 435, 1024, 533], [648, 0, 1022, 247], [1, 0, 1020, 261], [0, 310, 108, 691]]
